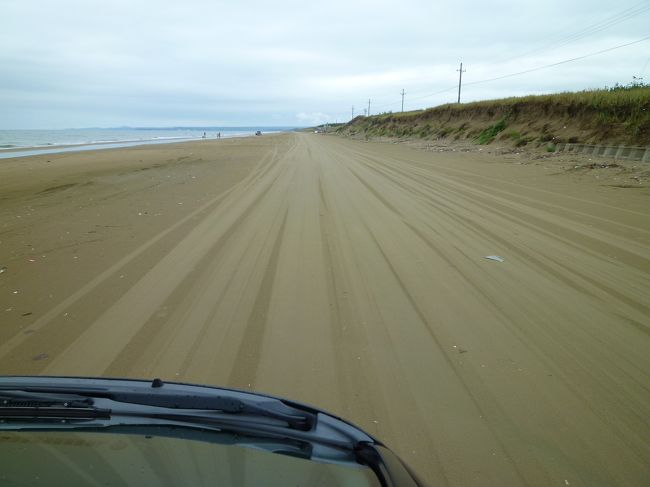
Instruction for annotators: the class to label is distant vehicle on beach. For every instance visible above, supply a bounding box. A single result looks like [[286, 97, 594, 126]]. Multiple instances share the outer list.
[[255, 130, 262, 136]]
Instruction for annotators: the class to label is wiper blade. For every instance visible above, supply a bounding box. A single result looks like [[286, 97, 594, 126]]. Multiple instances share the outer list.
[[0, 390, 110, 421], [1, 390, 95, 407]]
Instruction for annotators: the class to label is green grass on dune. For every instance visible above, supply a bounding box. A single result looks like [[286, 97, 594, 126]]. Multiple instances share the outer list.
[[337, 85, 650, 146]]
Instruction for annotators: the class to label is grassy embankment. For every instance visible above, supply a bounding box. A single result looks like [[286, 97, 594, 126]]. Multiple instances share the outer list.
[[335, 86, 650, 149]]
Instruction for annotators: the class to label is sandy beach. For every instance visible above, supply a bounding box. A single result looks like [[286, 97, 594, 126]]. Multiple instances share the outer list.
[[1, 133, 649, 485]]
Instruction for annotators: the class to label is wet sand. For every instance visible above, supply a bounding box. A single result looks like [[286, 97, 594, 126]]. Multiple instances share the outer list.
[[1, 133, 649, 485]]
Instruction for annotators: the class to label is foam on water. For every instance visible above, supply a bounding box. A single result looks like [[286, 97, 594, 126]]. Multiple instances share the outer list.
[[0, 127, 294, 159]]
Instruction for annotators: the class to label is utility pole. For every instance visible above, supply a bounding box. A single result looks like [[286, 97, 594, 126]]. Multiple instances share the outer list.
[[368, 99, 371, 116], [400, 89, 406, 112], [457, 62, 466, 103], [351, 106, 355, 119]]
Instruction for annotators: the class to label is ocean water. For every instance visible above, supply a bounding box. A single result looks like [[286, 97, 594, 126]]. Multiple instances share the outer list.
[[0, 127, 294, 159]]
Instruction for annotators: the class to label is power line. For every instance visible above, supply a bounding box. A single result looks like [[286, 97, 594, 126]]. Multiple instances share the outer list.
[[493, 1, 650, 65], [363, 35, 650, 113], [464, 35, 650, 87]]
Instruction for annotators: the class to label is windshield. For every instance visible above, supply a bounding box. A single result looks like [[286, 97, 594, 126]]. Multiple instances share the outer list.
[[0, 430, 380, 486], [1, 1, 649, 486]]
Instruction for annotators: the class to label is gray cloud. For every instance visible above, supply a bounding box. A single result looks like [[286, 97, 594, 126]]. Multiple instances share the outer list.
[[1, 0, 648, 128]]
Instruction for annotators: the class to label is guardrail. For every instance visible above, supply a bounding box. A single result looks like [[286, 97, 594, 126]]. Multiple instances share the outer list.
[[554, 143, 650, 162]]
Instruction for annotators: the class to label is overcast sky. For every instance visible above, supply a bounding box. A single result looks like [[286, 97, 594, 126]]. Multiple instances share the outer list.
[[1, 0, 649, 128]]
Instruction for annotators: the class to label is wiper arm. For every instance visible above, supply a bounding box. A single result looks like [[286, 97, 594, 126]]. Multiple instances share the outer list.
[[100, 390, 313, 430], [0, 386, 313, 431], [0, 389, 327, 449]]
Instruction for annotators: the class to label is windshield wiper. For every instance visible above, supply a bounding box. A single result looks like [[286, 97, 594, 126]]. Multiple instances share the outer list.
[[0, 385, 348, 455], [0, 380, 314, 431], [0, 377, 427, 484], [99, 389, 313, 430]]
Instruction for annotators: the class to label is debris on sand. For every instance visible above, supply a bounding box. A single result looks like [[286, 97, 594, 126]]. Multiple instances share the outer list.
[[485, 255, 504, 263]]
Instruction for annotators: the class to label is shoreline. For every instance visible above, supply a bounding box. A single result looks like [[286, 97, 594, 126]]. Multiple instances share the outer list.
[[0, 131, 283, 160]]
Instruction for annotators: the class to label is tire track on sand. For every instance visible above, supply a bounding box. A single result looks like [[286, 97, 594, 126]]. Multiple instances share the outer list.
[[0, 144, 284, 365], [39, 152, 286, 376], [227, 210, 289, 388]]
